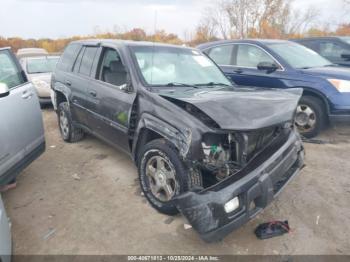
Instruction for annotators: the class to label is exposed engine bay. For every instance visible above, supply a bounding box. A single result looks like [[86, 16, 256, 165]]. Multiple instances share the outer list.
[[199, 124, 287, 185], [201, 133, 241, 181]]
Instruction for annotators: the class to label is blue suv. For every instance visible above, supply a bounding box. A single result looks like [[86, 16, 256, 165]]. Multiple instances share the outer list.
[[198, 39, 350, 138]]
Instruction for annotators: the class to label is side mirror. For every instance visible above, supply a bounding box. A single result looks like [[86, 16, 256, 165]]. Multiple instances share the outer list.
[[257, 62, 279, 73], [341, 53, 350, 61], [0, 83, 10, 98], [119, 74, 133, 93], [119, 83, 130, 92]]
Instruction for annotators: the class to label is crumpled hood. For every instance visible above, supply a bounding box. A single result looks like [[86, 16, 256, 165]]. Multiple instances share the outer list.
[[300, 66, 350, 80], [160, 87, 302, 130]]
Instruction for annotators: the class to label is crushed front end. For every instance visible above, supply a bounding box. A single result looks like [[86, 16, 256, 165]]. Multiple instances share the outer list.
[[175, 124, 305, 242]]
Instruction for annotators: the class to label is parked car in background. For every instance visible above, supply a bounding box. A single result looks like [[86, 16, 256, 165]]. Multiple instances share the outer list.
[[198, 39, 350, 138], [292, 37, 350, 67], [17, 48, 59, 105], [0, 47, 45, 186], [16, 48, 48, 59], [0, 194, 11, 262], [52, 40, 304, 242]]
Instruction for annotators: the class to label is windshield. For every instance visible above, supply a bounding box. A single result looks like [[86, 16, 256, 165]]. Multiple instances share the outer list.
[[130, 46, 232, 87], [267, 42, 331, 69], [340, 37, 350, 45], [26, 57, 60, 74]]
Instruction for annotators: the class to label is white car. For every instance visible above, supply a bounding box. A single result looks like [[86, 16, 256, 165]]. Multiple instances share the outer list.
[[16, 48, 48, 60], [17, 48, 60, 105]]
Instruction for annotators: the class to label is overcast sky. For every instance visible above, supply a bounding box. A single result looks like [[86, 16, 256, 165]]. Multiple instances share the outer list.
[[0, 0, 348, 39]]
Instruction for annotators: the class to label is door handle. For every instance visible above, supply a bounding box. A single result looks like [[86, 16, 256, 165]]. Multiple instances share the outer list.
[[65, 80, 72, 86], [89, 90, 97, 97], [233, 68, 243, 74], [22, 90, 33, 99]]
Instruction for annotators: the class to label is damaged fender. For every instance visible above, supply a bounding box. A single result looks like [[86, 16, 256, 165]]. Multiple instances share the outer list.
[[132, 113, 192, 160], [52, 81, 72, 109]]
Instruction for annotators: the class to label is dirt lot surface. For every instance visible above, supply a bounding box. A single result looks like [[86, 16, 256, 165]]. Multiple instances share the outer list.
[[2, 108, 350, 255]]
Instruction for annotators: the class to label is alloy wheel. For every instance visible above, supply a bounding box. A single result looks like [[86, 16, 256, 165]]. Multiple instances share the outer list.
[[145, 155, 178, 202], [59, 110, 69, 138], [295, 104, 317, 133]]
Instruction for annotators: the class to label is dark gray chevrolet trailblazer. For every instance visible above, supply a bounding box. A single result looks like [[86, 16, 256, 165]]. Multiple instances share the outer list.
[[51, 39, 305, 242]]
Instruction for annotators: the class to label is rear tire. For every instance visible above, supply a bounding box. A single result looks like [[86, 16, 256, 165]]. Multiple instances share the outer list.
[[57, 102, 85, 143], [295, 96, 326, 138], [138, 139, 202, 215]]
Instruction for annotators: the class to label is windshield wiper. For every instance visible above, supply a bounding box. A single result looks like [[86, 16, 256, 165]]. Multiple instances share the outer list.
[[195, 82, 231, 87], [166, 82, 199, 89]]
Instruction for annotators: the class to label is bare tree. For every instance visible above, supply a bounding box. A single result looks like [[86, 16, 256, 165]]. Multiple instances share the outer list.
[[201, 2, 232, 39], [198, 0, 319, 39], [286, 7, 320, 36], [340, 0, 350, 21]]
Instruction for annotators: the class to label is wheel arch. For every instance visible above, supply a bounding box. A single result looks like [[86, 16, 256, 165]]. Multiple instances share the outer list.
[[133, 128, 164, 166], [52, 82, 71, 110], [132, 114, 190, 166], [55, 91, 68, 108], [300, 87, 331, 117]]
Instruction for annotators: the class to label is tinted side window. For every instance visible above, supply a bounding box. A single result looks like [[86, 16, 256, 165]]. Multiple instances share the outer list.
[[79, 47, 98, 76], [98, 48, 127, 86], [57, 44, 80, 72], [207, 45, 234, 65], [319, 42, 350, 58], [0, 50, 25, 89], [236, 44, 275, 68], [73, 47, 84, 72]]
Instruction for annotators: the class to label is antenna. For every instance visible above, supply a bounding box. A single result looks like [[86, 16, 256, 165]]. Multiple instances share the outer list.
[[150, 10, 157, 85]]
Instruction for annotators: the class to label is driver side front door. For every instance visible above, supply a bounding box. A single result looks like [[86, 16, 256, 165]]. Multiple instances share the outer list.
[[229, 44, 286, 89], [90, 47, 136, 154], [207, 44, 287, 89]]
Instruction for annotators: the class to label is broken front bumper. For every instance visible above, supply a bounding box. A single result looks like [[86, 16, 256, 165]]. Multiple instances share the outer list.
[[175, 130, 305, 243]]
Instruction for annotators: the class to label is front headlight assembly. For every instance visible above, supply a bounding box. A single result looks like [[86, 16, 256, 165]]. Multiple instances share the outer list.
[[328, 79, 350, 93]]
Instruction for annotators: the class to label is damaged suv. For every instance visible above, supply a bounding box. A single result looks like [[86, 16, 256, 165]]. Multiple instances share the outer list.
[[52, 40, 305, 242]]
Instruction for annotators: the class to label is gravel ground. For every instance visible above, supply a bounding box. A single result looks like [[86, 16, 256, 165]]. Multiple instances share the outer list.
[[2, 108, 350, 255]]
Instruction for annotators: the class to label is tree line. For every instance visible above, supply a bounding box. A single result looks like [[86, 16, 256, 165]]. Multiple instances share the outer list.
[[0, 29, 182, 53], [1, 0, 349, 53], [189, 0, 350, 45]]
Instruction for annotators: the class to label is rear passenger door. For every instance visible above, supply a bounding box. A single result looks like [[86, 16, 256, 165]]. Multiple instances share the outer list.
[[70, 45, 99, 128], [0, 49, 44, 183], [55, 44, 88, 125], [89, 46, 136, 153]]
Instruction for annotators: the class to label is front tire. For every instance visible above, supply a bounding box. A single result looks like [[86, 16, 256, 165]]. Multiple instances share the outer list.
[[295, 96, 326, 138], [138, 139, 202, 215], [57, 102, 85, 143]]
